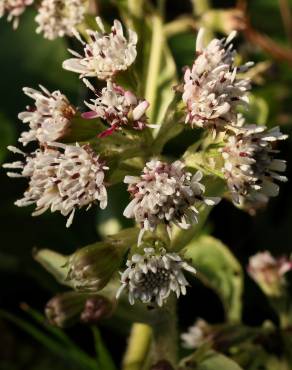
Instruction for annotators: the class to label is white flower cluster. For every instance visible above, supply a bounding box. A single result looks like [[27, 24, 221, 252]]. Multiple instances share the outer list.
[[0, 0, 33, 29], [124, 159, 220, 244], [83, 80, 149, 137], [221, 125, 287, 205], [18, 85, 76, 145], [181, 318, 211, 349], [183, 29, 252, 134], [3, 143, 108, 227], [116, 247, 196, 306], [63, 17, 137, 80], [35, 0, 86, 40]]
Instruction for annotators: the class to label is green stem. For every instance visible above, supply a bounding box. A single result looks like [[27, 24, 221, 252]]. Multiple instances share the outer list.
[[191, 0, 211, 16], [122, 323, 152, 370], [149, 297, 178, 366], [164, 17, 198, 38], [144, 14, 164, 123], [127, 0, 144, 18]]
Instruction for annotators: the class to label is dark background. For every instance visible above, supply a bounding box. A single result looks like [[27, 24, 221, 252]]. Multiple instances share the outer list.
[[0, 0, 292, 369]]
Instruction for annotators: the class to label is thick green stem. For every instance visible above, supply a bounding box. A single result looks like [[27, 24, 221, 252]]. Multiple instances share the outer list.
[[149, 297, 178, 366], [127, 0, 144, 18], [122, 323, 152, 370], [144, 14, 164, 123]]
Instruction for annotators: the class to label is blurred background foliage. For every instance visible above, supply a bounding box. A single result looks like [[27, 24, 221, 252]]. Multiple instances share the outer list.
[[0, 0, 292, 369]]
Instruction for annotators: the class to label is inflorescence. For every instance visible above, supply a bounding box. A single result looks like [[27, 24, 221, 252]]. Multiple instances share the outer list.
[[2, 20, 288, 307]]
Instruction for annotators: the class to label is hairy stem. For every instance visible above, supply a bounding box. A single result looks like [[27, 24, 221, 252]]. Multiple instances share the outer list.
[[122, 323, 153, 370]]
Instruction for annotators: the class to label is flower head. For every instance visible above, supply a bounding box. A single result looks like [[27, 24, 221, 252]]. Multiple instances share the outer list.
[[123, 159, 220, 244], [116, 247, 196, 306], [221, 125, 288, 205], [35, 0, 86, 40], [183, 29, 252, 134], [181, 318, 212, 349], [82, 79, 149, 137], [0, 0, 33, 29], [248, 251, 292, 296], [18, 85, 76, 145], [63, 17, 137, 80], [3, 143, 108, 227]]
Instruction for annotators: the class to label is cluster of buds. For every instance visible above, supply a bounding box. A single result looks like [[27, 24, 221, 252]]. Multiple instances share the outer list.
[[18, 85, 76, 145], [221, 125, 287, 205], [83, 79, 149, 137], [123, 159, 220, 244], [0, 0, 33, 29], [3, 143, 108, 227], [183, 30, 287, 207], [248, 251, 292, 297], [0, 0, 87, 39], [116, 247, 197, 307], [63, 17, 137, 80], [35, 0, 87, 40], [183, 29, 252, 134]]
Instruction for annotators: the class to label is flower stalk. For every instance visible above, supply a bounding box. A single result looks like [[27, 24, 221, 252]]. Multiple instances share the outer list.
[[122, 323, 153, 370]]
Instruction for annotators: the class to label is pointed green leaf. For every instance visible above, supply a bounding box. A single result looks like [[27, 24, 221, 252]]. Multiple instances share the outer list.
[[92, 327, 116, 370], [182, 235, 243, 322]]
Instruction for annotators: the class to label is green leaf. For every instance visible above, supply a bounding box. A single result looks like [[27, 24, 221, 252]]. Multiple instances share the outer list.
[[240, 94, 269, 125], [194, 350, 243, 370], [182, 235, 243, 322], [171, 177, 225, 251], [92, 327, 116, 370], [0, 309, 98, 370], [33, 249, 71, 287]]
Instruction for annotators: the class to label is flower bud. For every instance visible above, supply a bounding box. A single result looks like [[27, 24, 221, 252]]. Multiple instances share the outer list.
[[67, 243, 124, 291], [67, 228, 138, 291], [45, 291, 87, 328], [80, 296, 114, 323], [248, 251, 292, 297]]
